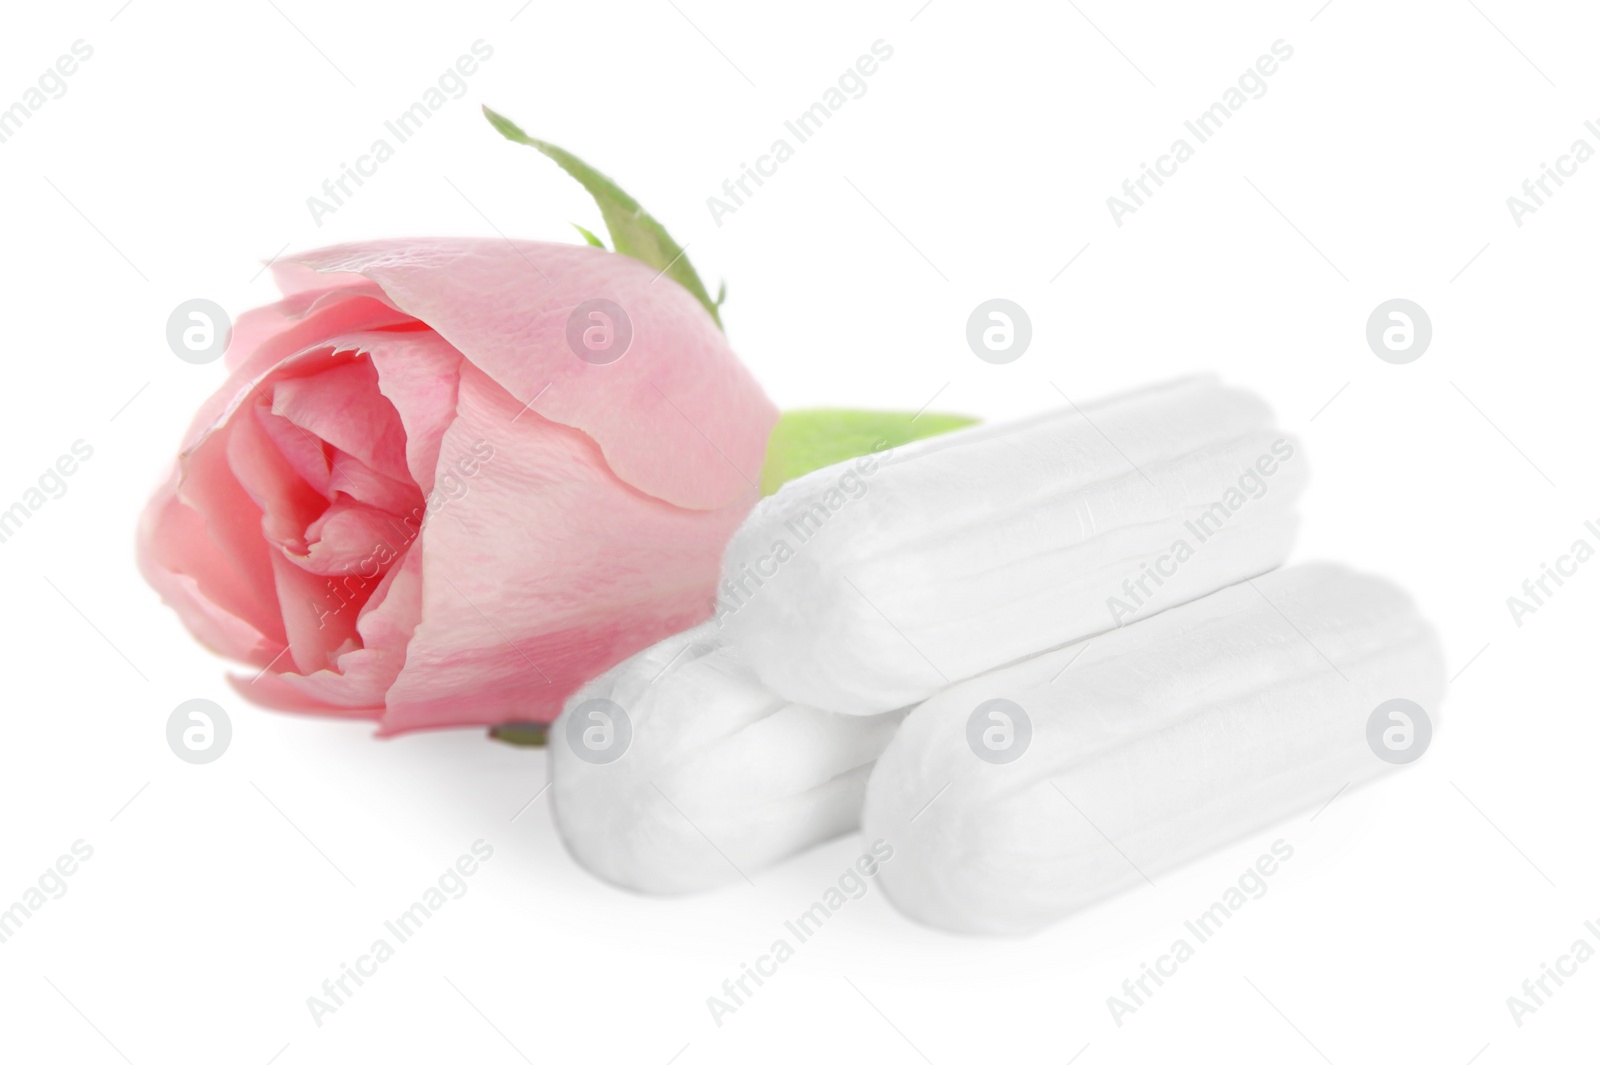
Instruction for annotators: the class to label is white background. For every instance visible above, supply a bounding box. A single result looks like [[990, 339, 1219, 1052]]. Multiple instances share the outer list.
[[1, 1, 1595, 1062]]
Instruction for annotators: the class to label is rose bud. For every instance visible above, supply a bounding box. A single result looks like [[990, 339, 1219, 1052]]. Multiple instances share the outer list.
[[138, 237, 776, 733]]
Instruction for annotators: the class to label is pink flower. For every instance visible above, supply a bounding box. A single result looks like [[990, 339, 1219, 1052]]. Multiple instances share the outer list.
[[139, 239, 776, 734]]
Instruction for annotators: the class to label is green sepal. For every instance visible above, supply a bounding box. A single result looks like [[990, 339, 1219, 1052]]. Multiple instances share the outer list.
[[488, 722, 549, 747], [760, 409, 978, 496], [484, 106, 723, 329]]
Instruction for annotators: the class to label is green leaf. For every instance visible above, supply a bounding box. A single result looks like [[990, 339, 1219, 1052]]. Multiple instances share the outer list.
[[484, 105, 722, 329], [760, 409, 979, 496], [488, 722, 548, 747], [572, 223, 606, 249]]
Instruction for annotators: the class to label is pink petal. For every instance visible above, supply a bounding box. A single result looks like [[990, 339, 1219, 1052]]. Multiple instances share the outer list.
[[227, 401, 328, 551], [167, 432, 286, 648], [245, 545, 424, 711], [378, 363, 746, 733], [222, 278, 391, 372], [290, 499, 409, 576], [270, 549, 360, 676], [267, 267, 377, 304], [229, 671, 384, 717], [277, 239, 777, 513], [255, 405, 335, 497], [272, 358, 411, 486], [359, 331, 463, 494], [137, 469, 278, 664], [186, 294, 412, 458], [324, 448, 422, 517]]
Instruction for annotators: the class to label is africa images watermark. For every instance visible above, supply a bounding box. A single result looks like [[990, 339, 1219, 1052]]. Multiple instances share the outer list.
[[1505, 119, 1600, 228], [0, 440, 95, 546], [311, 439, 494, 630], [1106, 839, 1295, 1027], [1106, 39, 1294, 227], [705, 839, 895, 1028], [306, 839, 495, 1027], [1504, 914, 1600, 1028], [0, 39, 93, 146], [0, 840, 95, 947], [1504, 517, 1600, 627], [706, 39, 895, 227], [1104, 437, 1297, 626], [306, 40, 494, 226], [710, 444, 888, 627]]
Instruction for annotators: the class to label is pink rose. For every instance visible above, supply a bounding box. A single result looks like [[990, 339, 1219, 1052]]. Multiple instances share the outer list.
[[139, 238, 776, 734]]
